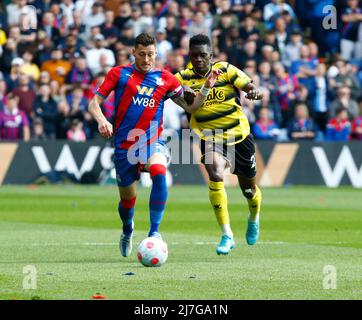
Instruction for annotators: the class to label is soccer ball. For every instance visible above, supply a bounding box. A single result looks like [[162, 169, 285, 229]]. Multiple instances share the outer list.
[[137, 237, 168, 267]]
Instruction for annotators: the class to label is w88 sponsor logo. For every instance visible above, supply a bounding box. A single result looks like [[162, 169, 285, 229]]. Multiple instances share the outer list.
[[132, 97, 156, 108]]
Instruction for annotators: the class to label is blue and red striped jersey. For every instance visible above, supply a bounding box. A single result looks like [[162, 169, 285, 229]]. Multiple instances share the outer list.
[[96, 64, 183, 150]]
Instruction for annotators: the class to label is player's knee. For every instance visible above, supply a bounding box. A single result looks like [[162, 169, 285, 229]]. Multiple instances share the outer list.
[[206, 164, 224, 182], [149, 164, 166, 177], [242, 187, 256, 199]]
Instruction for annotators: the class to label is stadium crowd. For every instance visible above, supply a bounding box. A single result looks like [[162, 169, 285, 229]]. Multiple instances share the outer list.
[[0, 0, 362, 142]]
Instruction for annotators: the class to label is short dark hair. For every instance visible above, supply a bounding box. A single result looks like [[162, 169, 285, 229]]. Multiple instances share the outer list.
[[135, 33, 156, 47], [189, 34, 211, 49]]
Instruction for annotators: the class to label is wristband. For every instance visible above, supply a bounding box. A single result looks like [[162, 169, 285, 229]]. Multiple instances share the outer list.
[[199, 85, 211, 97]]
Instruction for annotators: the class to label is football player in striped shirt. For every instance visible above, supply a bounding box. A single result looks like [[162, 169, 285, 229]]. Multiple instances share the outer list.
[[88, 33, 220, 258], [175, 34, 263, 255]]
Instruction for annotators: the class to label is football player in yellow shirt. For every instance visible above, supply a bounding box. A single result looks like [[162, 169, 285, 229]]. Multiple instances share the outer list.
[[176, 34, 263, 255]]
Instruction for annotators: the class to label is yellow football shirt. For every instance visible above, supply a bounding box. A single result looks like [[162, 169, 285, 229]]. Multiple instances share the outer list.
[[176, 61, 251, 145]]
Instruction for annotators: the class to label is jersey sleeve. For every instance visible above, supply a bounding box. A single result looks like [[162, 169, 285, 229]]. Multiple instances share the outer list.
[[96, 67, 120, 99], [175, 72, 184, 85], [227, 64, 252, 90], [166, 72, 183, 99]]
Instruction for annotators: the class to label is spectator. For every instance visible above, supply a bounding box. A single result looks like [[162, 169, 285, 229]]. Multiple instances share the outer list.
[[11, 72, 36, 118], [292, 85, 313, 116], [118, 24, 135, 49], [198, 1, 213, 31], [212, 0, 239, 30], [313, 63, 329, 133], [212, 12, 235, 54], [125, 5, 151, 37], [0, 38, 19, 75], [41, 47, 72, 85], [38, 71, 51, 86], [60, 0, 75, 27], [263, 0, 296, 30], [84, 2, 105, 36], [20, 50, 40, 82], [55, 99, 71, 139], [70, 11, 87, 42], [340, 0, 362, 60], [274, 17, 288, 56], [157, 1, 180, 31], [5, 57, 24, 92], [290, 45, 318, 100], [330, 58, 361, 101], [258, 60, 277, 93], [35, 31, 54, 66], [187, 11, 210, 38], [65, 55, 93, 92], [0, 79, 7, 110], [50, 79, 62, 104], [41, 11, 61, 46], [261, 29, 279, 51], [67, 119, 86, 142], [19, 12, 37, 45], [165, 15, 183, 49], [6, 0, 27, 27], [75, 0, 95, 18], [0, 93, 30, 141], [114, 2, 131, 31], [31, 117, 47, 141], [33, 84, 58, 139], [239, 40, 260, 69], [239, 15, 260, 42], [140, 2, 158, 34], [329, 86, 359, 120], [288, 103, 316, 140], [273, 62, 299, 127], [179, 6, 194, 33], [101, 10, 120, 46], [252, 107, 280, 140], [326, 107, 351, 141], [85, 34, 115, 76], [351, 97, 362, 140], [282, 29, 303, 68], [155, 29, 173, 64], [115, 49, 130, 67]]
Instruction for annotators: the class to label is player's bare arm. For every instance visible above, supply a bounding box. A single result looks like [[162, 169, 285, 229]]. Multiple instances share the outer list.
[[88, 94, 113, 138], [172, 69, 222, 113], [243, 82, 264, 101]]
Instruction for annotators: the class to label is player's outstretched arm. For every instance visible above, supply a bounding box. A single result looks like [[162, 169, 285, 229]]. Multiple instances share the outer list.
[[88, 94, 113, 138], [244, 82, 263, 100], [172, 69, 222, 113]]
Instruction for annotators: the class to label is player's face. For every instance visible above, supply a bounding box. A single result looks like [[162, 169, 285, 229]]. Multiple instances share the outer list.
[[189, 44, 212, 75], [133, 44, 157, 74]]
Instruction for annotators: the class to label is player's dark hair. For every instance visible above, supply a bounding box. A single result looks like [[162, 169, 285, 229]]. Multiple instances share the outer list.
[[189, 34, 211, 50], [135, 33, 156, 47]]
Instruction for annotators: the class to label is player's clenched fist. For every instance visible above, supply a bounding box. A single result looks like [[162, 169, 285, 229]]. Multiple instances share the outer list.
[[98, 120, 113, 138]]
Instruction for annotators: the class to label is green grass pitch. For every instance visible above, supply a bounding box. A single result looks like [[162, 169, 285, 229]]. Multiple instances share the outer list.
[[0, 185, 361, 300]]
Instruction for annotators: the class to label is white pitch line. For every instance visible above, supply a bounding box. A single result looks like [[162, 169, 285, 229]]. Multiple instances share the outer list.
[[29, 241, 288, 246], [28, 240, 355, 247]]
